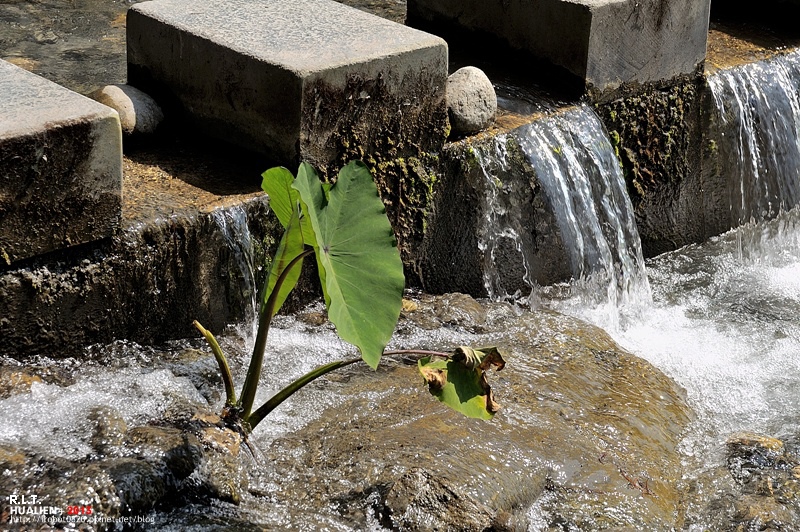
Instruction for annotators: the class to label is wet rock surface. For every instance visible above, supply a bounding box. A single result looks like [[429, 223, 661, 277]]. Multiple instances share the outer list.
[[686, 432, 800, 531], [0, 402, 246, 529], [0, 294, 693, 530], [253, 294, 694, 530]]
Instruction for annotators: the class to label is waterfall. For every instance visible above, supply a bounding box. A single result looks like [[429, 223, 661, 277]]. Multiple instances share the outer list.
[[475, 104, 650, 323], [211, 205, 259, 338], [708, 50, 800, 226], [473, 135, 535, 300], [516, 105, 650, 312]]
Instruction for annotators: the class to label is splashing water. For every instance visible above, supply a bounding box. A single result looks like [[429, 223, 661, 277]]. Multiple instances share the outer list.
[[553, 56, 800, 502], [608, 209, 800, 466], [517, 106, 651, 328], [473, 135, 536, 301], [474, 105, 651, 329]]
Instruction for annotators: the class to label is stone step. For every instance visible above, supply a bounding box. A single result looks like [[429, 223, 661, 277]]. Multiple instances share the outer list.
[[126, 0, 449, 174], [0, 59, 122, 264], [408, 0, 711, 95]]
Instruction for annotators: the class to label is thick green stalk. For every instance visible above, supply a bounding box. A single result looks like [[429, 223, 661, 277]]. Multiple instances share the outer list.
[[193, 320, 237, 407], [246, 350, 452, 430], [246, 357, 361, 429], [240, 248, 314, 419]]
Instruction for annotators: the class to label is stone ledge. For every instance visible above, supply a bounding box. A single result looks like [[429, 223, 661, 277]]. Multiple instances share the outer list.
[[127, 0, 448, 173], [408, 0, 711, 94], [0, 59, 122, 263]]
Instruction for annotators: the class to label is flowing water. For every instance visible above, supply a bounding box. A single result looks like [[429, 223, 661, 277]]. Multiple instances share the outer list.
[[530, 55, 800, 527], [3, 0, 800, 525], [708, 50, 800, 226], [474, 104, 651, 328], [465, 57, 800, 526]]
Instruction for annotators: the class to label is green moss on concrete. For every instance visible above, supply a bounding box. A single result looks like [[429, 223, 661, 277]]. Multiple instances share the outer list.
[[595, 75, 706, 256], [298, 71, 448, 279]]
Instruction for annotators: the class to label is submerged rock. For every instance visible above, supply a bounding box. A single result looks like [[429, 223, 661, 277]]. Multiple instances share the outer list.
[[0, 295, 694, 529], [88, 405, 127, 456], [0, 367, 42, 398], [0, 402, 246, 529], [258, 295, 694, 530], [687, 431, 800, 530]]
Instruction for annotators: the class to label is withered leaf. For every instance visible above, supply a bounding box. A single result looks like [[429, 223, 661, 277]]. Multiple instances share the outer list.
[[452, 346, 481, 369], [419, 365, 447, 393], [417, 347, 507, 420]]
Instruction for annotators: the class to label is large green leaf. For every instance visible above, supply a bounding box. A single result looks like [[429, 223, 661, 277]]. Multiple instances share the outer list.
[[418, 346, 506, 420], [295, 163, 329, 307], [293, 161, 405, 369], [261, 167, 311, 317]]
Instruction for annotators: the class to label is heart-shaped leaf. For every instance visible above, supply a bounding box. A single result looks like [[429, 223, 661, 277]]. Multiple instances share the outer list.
[[293, 161, 405, 369]]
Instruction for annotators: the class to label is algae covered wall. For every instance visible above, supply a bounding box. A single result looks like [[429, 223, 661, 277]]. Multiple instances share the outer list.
[[296, 60, 448, 281], [594, 76, 709, 257], [416, 133, 571, 296], [416, 65, 774, 295], [0, 197, 274, 358]]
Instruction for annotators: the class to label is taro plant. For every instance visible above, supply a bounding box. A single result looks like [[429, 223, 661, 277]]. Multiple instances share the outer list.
[[193, 161, 505, 431]]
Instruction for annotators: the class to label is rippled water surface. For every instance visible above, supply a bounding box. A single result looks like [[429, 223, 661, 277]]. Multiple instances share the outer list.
[[547, 208, 800, 477]]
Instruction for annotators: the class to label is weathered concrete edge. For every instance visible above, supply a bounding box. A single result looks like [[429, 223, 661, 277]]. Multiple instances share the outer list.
[[0, 60, 123, 263], [0, 195, 274, 358], [126, 0, 449, 169]]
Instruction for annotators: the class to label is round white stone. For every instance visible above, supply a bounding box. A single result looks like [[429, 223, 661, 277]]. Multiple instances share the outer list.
[[90, 84, 164, 136], [446, 66, 497, 137]]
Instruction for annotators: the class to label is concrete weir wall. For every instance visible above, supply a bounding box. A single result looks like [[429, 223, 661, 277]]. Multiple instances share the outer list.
[[2, 0, 796, 355], [126, 0, 448, 267], [0, 185, 275, 358]]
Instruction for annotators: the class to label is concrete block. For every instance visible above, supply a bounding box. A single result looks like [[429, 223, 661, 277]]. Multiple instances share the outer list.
[[408, 0, 711, 93], [127, 0, 449, 172], [0, 60, 122, 264]]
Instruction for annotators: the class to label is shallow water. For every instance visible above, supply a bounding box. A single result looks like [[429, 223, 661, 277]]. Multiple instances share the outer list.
[[0, 0, 141, 94], [546, 207, 800, 502]]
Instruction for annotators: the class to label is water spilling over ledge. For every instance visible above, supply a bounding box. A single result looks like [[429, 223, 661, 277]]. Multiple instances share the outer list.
[[708, 50, 800, 226]]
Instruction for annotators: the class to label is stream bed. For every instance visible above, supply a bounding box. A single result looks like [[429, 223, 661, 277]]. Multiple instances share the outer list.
[[3, 204, 800, 530]]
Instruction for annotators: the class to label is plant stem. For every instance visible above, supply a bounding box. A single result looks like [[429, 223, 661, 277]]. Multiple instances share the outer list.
[[383, 349, 451, 358], [193, 320, 237, 407], [246, 349, 452, 430], [240, 247, 314, 419], [247, 357, 361, 430]]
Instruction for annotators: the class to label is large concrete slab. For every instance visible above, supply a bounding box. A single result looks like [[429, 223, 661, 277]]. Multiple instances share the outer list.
[[408, 0, 711, 94], [0, 60, 122, 264], [127, 0, 449, 173]]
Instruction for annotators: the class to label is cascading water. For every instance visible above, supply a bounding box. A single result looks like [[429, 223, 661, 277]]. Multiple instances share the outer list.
[[473, 135, 537, 301], [466, 55, 800, 528], [474, 104, 651, 327], [708, 50, 800, 227], [516, 106, 651, 317], [539, 55, 800, 527], [211, 206, 259, 340], [606, 54, 800, 440]]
